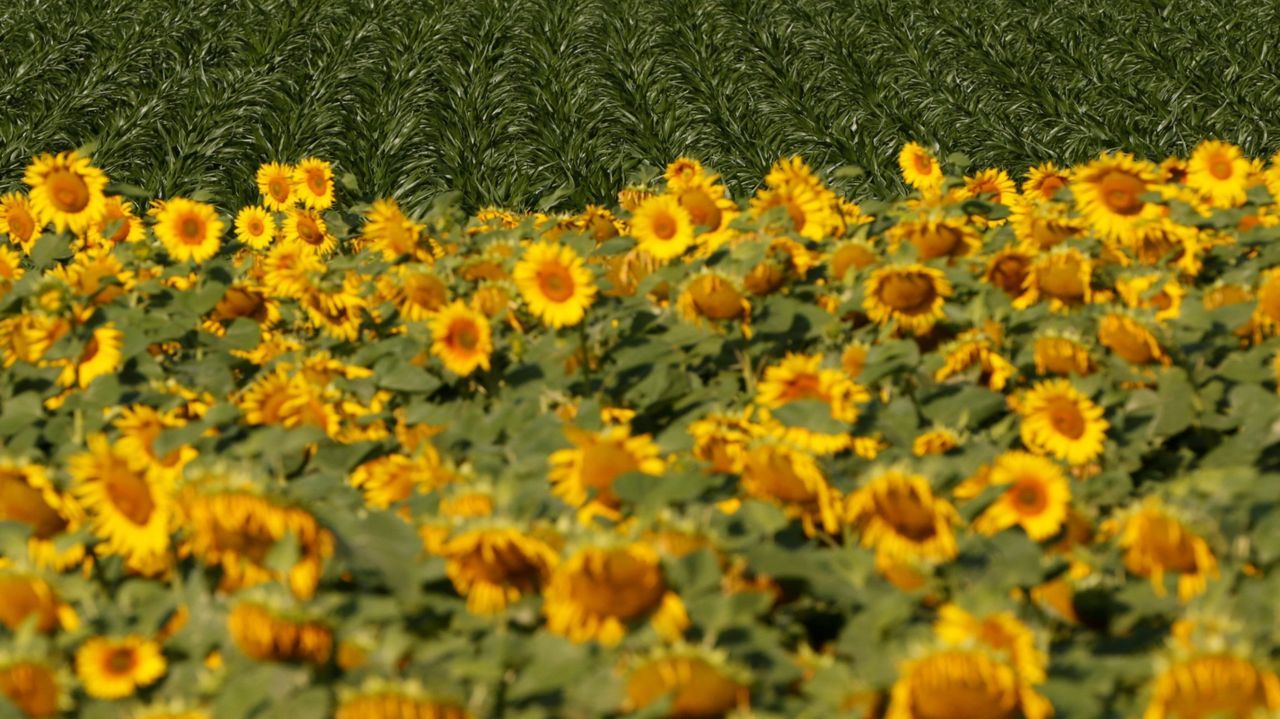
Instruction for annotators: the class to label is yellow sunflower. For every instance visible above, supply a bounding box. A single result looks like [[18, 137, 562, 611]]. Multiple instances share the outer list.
[[828, 240, 879, 282], [74, 635, 167, 700], [379, 266, 449, 322], [68, 434, 173, 573], [749, 157, 841, 241], [983, 246, 1033, 296], [912, 428, 960, 456], [740, 441, 843, 535], [0, 192, 40, 253], [632, 194, 694, 261], [234, 205, 275, 249], [1033, 332, 1094, 376], [113, 405, 198, 484], [0, 246, 23, 297], [548, 425, 664, 521], [1070, 151, 1162, 243], [887, 647, 1052, 719], [281, 207, 336, 255], [1098, 312, 1169, 366], [847, 468, 960, 566], [1186, 140, 1250, 208], [688, 409, 767, 474], [933, 604, 1048, 684], [1144, 654, 1280, 719], [227, 600, 332, 664], [0, 570, 77, 634], [83, 195, 145, 248], [1252, 267, 1280, 334], [676, 271, 751, 333], [623, 645, 749, 717], [963, 167, 1017, 205], [863, 263, 953, 335], [1108, 497, 1219, 601], [1022, 162, 1070, 201], [336, 683, 472, 719], [429, 301, 492, 376], [0, 657, 67, 718], [57, 322, 122, 389], [154, 197, 224, 263], [363, 198, 427, 260], [300, 275, 367, 342], [23, 150, 108, 234], [442, 526, 559, 615], [349, 448, 452, 508], [293, 157, 335, 210], [513, 242, 597, 328], [934, 328, 1016, 391], [1017, 379, 1108, 466], [543, 542, 689, 646], [1009, 195, 1084, 251], [899, 142, 943, 192], [972, 451, 1071, 541], [0, 458, 84, 569], [256, 161, 296, 210], [888, 214, 979, 261], [1014, 246, 1092, 310]]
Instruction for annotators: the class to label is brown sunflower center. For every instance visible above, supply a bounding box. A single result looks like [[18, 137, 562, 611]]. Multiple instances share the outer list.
[[915, 224, 962, 259], [1209, 158, 1234, 180], [690, 276, 745, 319], [1098, 170, 1146, 216], [1038, 176, 1066, 200], [247, 217, 264, 235], [680, 188, 722, 229], [451, 320, 480, 351], [269, 177, 289, 201], [405, 276, 446, 310], [104, 466, 156, 526], [6, 207, 35, 240], [877, 486, 939, 541], [1009, 478, 1048, 515], [104, 648, 138, 675], [650, 212, 677, 240], [908, 653, 1019, 719], [46, 169, 90, 213], [988, 254, 1029, 294], [80, 336, 100, 363], [879, 273, 937, 313], [306, 170, 327, 196], [1046, 399, 1086, 439], [179, 214, 205, 245], [779, 373, 824, 403], [537, 264, 576, 302], [912, 152, 934, 176], [296, 216, 322, 245], [569, 553, 664, 618]]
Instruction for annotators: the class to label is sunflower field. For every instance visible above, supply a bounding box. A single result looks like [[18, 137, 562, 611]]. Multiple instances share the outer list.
[[5, 136, 1280, 719]]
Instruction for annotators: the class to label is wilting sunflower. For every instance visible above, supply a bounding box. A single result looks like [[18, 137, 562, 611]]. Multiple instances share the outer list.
[[934, 330, 1016, 391], [430, 301, 492, 376], [0, 192, 40, 253], [740, 442, 843, 535], [1107, 497, 1219, 601], [934, 604, 1048, 684], [623, 645, 749, 717], [847, 469, 960, 566], [972, 452, 1071, 541], [75, 635, 167, 700], [1186, 140, 1250, 208], [335, 682, 472, 719], [513, 242, 597, 328], [292, 157, 334, 210], [1070, 152, 1162, 243], [899, 142, 943, 192], [227, 600, 332, 664], [548, 425, 664, 521], [69, 434, 173, 573], [0, 657, 68, 718], [256, 161, 296, 211], [676, 271, 751, 333], [442, 525, 559, 615], [1143, 654, 1280, 719], [282, 207, 336, 255], [543, 541, 688, 646], [301, 275, 367, 342], [887, 646, 1052, 719], [83, 195, 145, 248], [234, 205, 275, 249], [155, 197, 225, 263], [23, 150, 108, 234], [688, 409, 766, 474], [1017, 379, 1108, 466], [1099, 312, 1169, 366], [632, 194, 694, 261], [863, 263, 953, 335], [1033, 332, 1093, 376]]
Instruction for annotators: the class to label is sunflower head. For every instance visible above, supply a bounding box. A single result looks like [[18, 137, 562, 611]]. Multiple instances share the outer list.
[[1022, 162, 1069, 201], [442, 525, 559, 615], [1144, 653, 1280, 719], [899, 143, 943, 192], [23, 151, 109, 234], [1032, 331, 1094, 376], [335, 681, 473, 719], [256, 162, 296, 210], [887, 645, 1052, 719], [847, 468, 960, 567], [227, 599, 333, 664], [68, 434, 173, 573], [155, 197, 224, 264], [677, 271, 751, 333], [631, 194, 695, 261], [293, 157, 335, 210], [622, 644, 750, 717], [1017, 379, 1108, 466], [0, 656, 70, 717], [863, 263, 952, 335], [1186, 140, 1250, 208], [429, 301, 493, 376], [0, 193, 40, 253], [548, 425, 664, 521], [234, 205, 275, 250], [1071, 151, 1162, 243], [1108, 497, 1219, 601], [1098, 312, 1169, 366], [972, 451, 1071, 542], [514, 242, 597, 328], [74, 635, 167, 700], [739, 441, 843, 535]]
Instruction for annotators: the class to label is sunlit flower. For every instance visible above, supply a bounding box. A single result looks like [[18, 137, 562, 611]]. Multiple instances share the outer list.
[[1017, 379, 1108, 466], [543, 542, 688, 646], [75, 635, 167, 700]]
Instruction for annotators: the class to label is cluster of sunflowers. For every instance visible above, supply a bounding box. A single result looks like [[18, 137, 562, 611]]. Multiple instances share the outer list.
[[2, 138, 1280, 719]]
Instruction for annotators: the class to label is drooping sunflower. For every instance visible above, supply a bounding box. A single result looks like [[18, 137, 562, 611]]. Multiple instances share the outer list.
[[23, 151, 108, 234], [74, 635, 167, 700], [293, 157, 335, 210], [912, 428, 960, 456], [256, 161, 296, 211], [972, 451, 1071, 541], [83, 195, 145, 248], [335, 682, 473, 719], [1022, 162, 1070, 201], [1186, 140, 1250, 208], [688, 409, 767, 474], [1070, 152, 1162, 243], [442, 525, 559, 615], [1107, 497, 1219, 601], [68, 434, 173, 573], [234, 205, 275, 250], [847, 469, 960, 566], [934, 328, 1016, 391], [227, 600, 332, 664], [887, 646, 1052, 719], [281, 207, 336, 255], [154, 197, 224, 263], [623, 645, 750, 717], [0, 192, 40, 253], [676, 271, 751, 333], [673, 173, 738, 249], [740, 441, 843, 535], [548, 425, 664, 521], [863, 263, 953, 335], [983, 246, 1033, 296], [378, 265, 449, 322], [888, 214, 980, 261], [933, 604, 1048, 684], [0, 459, 83, 569], [1014, 246, 1093, 310], [1033, 331, 1094, 376], [429, 301, 492, 376], [513, 242, 597, 328], [1017, 379, 1108, 466], [0, 657, 68, 718], [542, 541, 688, 646], [632, 194, 695, 261], [899, 142, 943, 192], [1098, 312, 1169, 366], [1143, 654, 1280, 719]]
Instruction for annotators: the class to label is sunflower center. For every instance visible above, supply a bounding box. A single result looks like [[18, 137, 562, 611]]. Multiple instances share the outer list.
[[989, 255, 1029, 294], [1046, 399, 1086, 439], [248, 218, 264, 235], [1038, 259, 1086, 300], [779, 373, 824, 403], [1209, 158, 1234, 180], [306, 170, 326, 196], [1098, 170, 1146, 216], [569, 553, 664, 618], [879, 273, 937, 313], [214, 287, 269, 322], [0, 471, 67, 538], [6, 208, 35, 240], [912, 153, 934, 176], [296, 217, 322, 245], [104, 466, 156, 526], [451, 320, 480, 351], [46, 170, 90, 213], [269, 177, 289, 201], [179, 215, 205, 245], [915, 224, 962, 259], [680, 188, 722, 229], [104, 648, 138, 675], [80, 336, 100, 363], [877, 487, 939, 542], [1038, 176, 1066, 199], [650, 213, 677, 240], [537, 264, 576, 303], [1009, 478, 1047, 515], [106, 212, 131, 244]]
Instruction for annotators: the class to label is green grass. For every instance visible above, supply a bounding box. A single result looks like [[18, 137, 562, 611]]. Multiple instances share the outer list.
[[3, 0, 1280, 212]]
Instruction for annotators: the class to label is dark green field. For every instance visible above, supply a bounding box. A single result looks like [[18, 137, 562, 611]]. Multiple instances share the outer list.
[[4, 0, 1280, 210]]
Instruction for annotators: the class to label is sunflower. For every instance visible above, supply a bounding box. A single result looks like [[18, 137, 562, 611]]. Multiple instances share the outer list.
[[179, 485, 334, 600], [75, 635, 167, 700], [1108, 497, 1219, 601], [68, 434, 173, 573], [689, 409, 767, 474], [0, 192, 40, 253], [335, 683, 472, 719], [1144, 654, 1280, 719], [281, 207, 336, 255], [863, 263, 953, 335], [756, 353, 867, 422], [0, 246, 23, 298], [972, 452, 1071, 541], [1116, 273, 1185, 321], [262, 241, 325, 299], [429, 301, 492, 376], [0, 571, 76, 634], [964, 168, 1017, 205], [841, 341, 870, 380], [0, 458, 83, 569], [888, 215, 979, 261], [83, 195, 145, 248], [1070, 152, 1162, 243], [207, 283, 280, 335], [1008, 196, 1084, 251], [113, 406, 199, 484], [23, 150, 108, 234], [1014, 247, 1092, 311], [1017, 379, 1108, 466], [548, 425, 664, 521], [912, 428, 960, 456], [1252, 268, 1280, 334], [1022, 162, 1070, 201], [669, 168, 737, 245], [899, 143, 943, 192], [155, 197, 224, 263], [828, 240, 879, 281], [887, 647, 1051, 719], [623, 645, 749, 717], [442, 526, 558, 615], [632, 194, 695, 261], [933, 604, 1048, 684], [739, 441, 843, 536], [676, 271, 751, 333], [292, 157, 335, 210], [749, 157, 841, 241], [934, 330, 1016, 391], [513, 242, 597, 328], [300, 275, 366, 342], [380, 266, 449, 322], [1186, 140, 1250, 208], [57, 322, 123, 389], [363, 198, 427, 260], [0, 658, 67, 718], [1033, 332, 1094, 376], [847, 469, 960, 566], [256, 162, 296, 211], [227, 600, 332, 664], [234, 205, 275, 250], [349, 448, 452, 509], [1098, 312, 1169, 366], [543, 542, 688, 646]]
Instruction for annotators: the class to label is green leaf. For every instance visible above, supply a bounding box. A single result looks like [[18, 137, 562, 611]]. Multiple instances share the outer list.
[[770, 399, 847, 434]]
